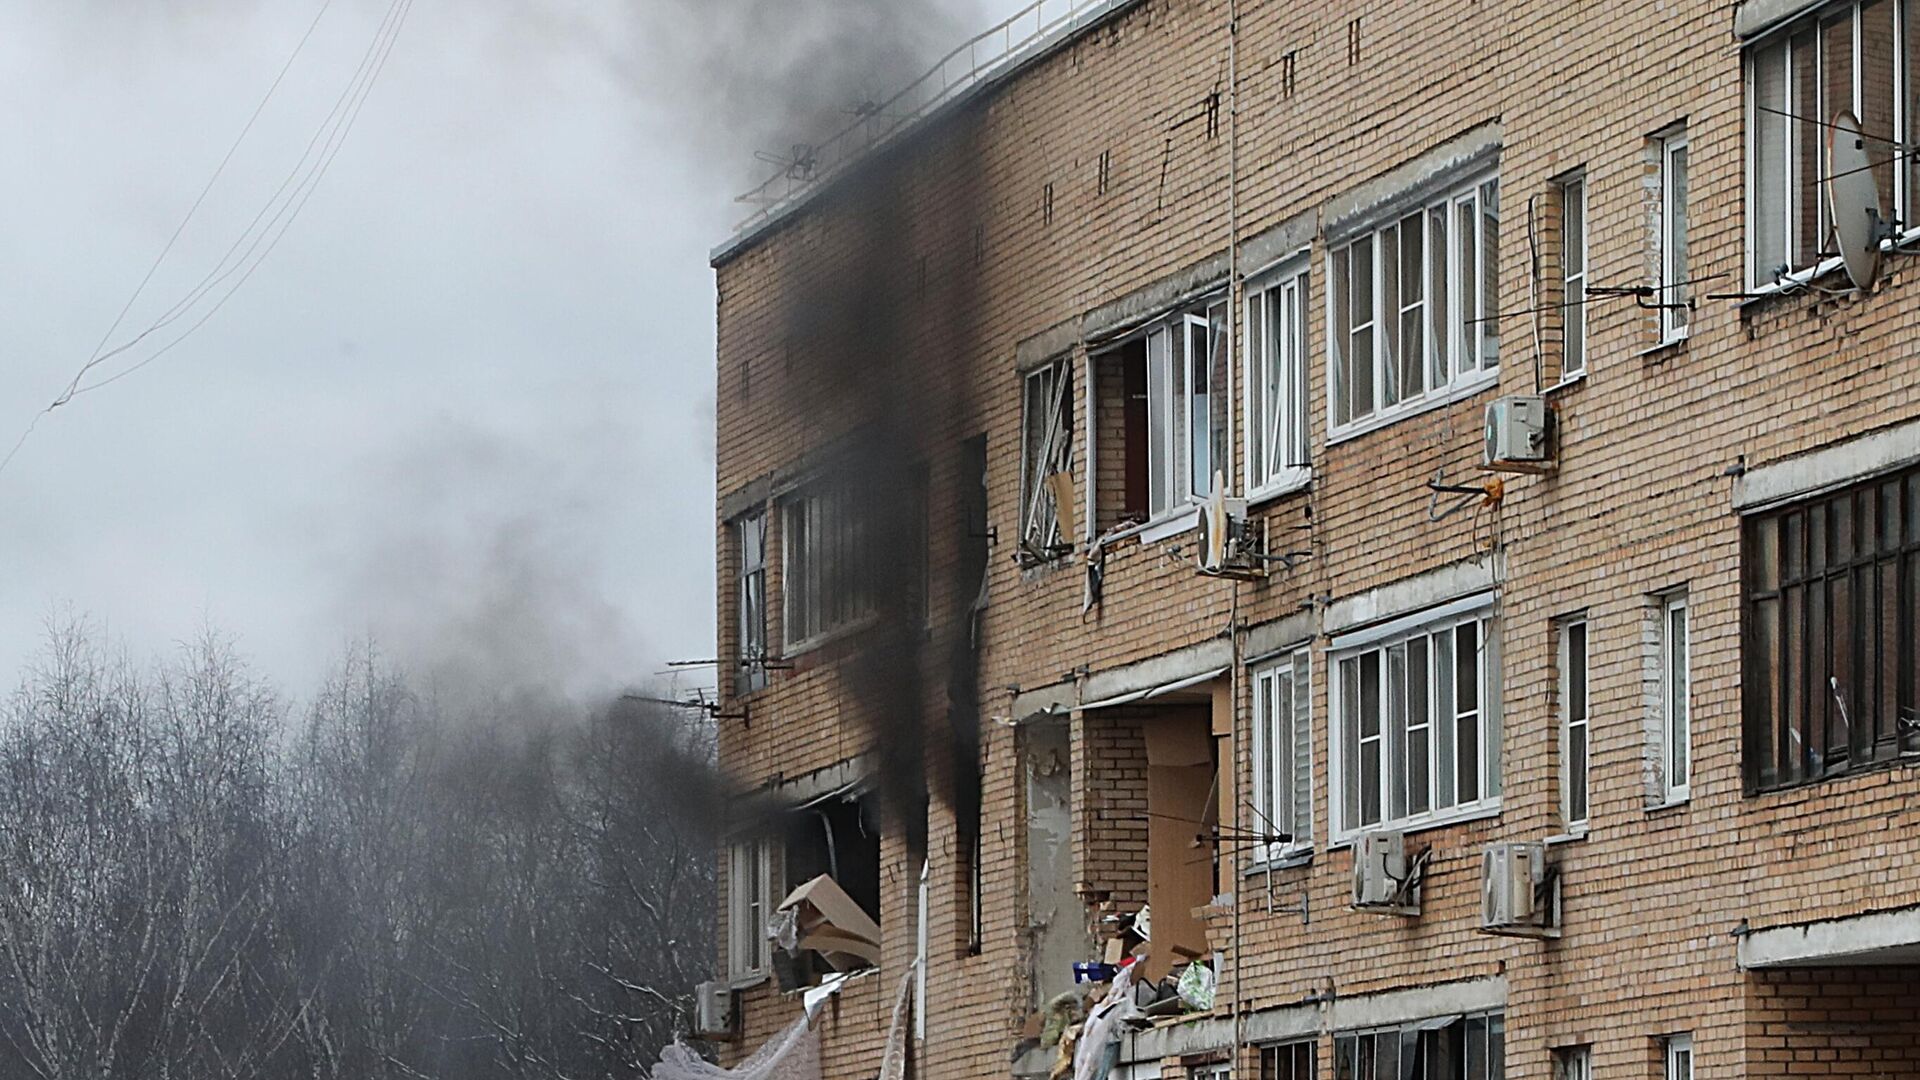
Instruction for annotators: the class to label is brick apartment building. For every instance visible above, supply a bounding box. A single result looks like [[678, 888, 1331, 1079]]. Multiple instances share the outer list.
[[704, 0, 1920, 1078]]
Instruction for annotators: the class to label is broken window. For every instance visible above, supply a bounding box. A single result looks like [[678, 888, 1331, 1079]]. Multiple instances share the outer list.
[[770, 793, 883, 987], [737, 512, 768, 695], [1250, 648, 1312, 861], [782, 478, 873, 649], [1330, 171, 1498, 434], [727, 836, 775, 983], [1261, 1041, 1316, 1080], [1335, 1012, 1505, 1080], [1743, 466, 1920, 791], [1247, 264, 1311, 496], [1748, 0, 1907, 289], [1095, 300, 1226, 527], [1020, 359, 1076, 562], [1332, 606, 1501, 838]]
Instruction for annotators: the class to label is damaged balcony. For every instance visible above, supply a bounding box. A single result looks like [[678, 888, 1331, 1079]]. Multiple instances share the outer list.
[[1014, 668, 1236, 1077]]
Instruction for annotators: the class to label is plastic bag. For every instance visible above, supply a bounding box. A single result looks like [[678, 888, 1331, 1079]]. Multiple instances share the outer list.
[[1176, 961, 1216, 1011]]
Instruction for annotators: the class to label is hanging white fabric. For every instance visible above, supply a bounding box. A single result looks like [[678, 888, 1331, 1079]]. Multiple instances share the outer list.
[[651, 1015, 821, 1080]]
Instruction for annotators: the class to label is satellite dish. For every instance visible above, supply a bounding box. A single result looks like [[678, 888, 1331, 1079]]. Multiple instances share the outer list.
[[1826, 109, 1885, 292]]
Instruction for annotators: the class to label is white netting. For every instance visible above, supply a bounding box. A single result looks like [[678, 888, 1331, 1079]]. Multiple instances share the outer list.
[[1072, 962, 1140, 1080], [651, 1016, 820, 1080]]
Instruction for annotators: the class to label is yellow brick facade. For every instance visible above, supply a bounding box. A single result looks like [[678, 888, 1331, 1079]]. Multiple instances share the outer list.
[[710, 0, 1920, 1077]]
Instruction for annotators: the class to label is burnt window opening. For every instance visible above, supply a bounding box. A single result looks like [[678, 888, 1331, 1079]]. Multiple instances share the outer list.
[[1020, 359, 1077, 563], [1743, 464, 1920, 791], [770, 793, 884, 989], [783, 795, 882, 926], [1093, 299, 1229, 531]]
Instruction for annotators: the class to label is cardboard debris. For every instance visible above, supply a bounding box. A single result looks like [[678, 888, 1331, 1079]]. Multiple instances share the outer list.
[[777, 874, 882, 970]]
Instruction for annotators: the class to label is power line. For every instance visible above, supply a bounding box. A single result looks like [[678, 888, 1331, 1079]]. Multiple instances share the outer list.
[[0, 0, 415, 481], [73, 0, 417, 400]]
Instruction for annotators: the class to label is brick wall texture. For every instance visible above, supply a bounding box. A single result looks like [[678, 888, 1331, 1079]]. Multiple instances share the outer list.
[[708, 0, 1920, 1077]]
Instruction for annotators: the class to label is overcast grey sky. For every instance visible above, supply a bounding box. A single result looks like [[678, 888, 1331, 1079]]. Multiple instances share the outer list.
[[1, 0, 1015, 703]]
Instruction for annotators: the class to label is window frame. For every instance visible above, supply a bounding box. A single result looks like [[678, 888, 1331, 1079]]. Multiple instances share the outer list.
[[1664, 1034, 1694, 1080], [1245, 259, 1313, 500], [1250, 647, 1313, 865], [1334, 1011, 1505, 1080], [1019, 357, 1076, 563], [1557, 173, 1588, 377], [727, 837, 775, 985], [1658, 592, 1692, 804], [1658, 129, 1692, 344], [780, 479, 874, 653], [1560, 617, 1591, 831], [737, 512, 769, 694], [1744, 0, 1915, 292], [1326, 169, 1501, 442], [1260, 1040, 1317, 1080], [1120, 298, 1227, 527], [1329, 602, 1502, 843], [1555, 1046, 1592, 1080]]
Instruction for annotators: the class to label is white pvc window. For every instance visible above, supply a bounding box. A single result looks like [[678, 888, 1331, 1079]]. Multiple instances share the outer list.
[[1251, 648, 1313, 863], [1555, 1046, 1592, 1080], [738, 513, 768, 694], [1659, 131, 1691, 343], [1332, 607, 1502, 839], [782, 480, 872, 650], [1559, 175, 1588, 376], [1660, 593, 1692, 803], [1664, 1035, 1694, 1080], [1246, 265, 1311, 496], [1329, 171, 1499, 436], [1143, 303, 1224, 518], [727, 838, 774, 982], [1560, 619, 1590, 829], [1747, 0, 1909, 289]]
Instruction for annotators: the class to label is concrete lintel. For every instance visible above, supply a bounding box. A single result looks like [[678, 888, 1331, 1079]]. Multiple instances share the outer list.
[[1081, 636, 1233, 706], [719, 474, 774, 523], [1240, 209, 1318, 282], [1121, 1014, 1233, 1063], [1082, 254, 1232, 346], [1738, 904, 1920, 969], [1323, 123, 1502, 245], [1245, 611, 1319, 665], [727, 755, 873, 834], [1328, 976, 1505, 1031], [1009, 681, 1077, 722], [1016, 319, 1083, 373], [1734, 0, 1825, 39], [1733, 417, 1920, 513], [1324, 556, 1500, 638]]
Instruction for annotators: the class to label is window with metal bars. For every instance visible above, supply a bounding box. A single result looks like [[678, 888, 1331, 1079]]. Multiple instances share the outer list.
[[782, 478, 875, 650], [1743, 464, 1920, 791], [1261, 1040, 1315, 1080], [1334, 1013, 1505, 1080]]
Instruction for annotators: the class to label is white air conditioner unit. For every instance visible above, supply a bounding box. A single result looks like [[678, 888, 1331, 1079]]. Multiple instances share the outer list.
[[692, 979, 736, 1039], [1480, 841, 1559, 937], [1197, 476, 1260, 577], [1351, 830, 1419, 915], [1483, 395, 1554, 473]]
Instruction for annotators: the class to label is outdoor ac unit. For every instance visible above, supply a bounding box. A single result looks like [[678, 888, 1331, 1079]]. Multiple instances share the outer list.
[[1351, 830, 1418, 914], [1480, 842, 1559, 937], [1483, 395, 1554, 473], [691, 979, 736, 1039], [1197, 477, 1260, 577]]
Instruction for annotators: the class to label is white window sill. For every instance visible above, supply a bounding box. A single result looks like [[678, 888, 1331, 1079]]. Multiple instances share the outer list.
[[1545, 827, 1588, 846], [1543, 371, 1586, 395], [1244, 846, 1314, 875], [1131, 506, 1200, 544], [1329, 799, 1502, 849], [1246, 470, 1313, 508], [1326, 368, 1502, 447], [729, 970, 769, 991], [1647, 793, 1690, 813], [783, 614, 878, 659]]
